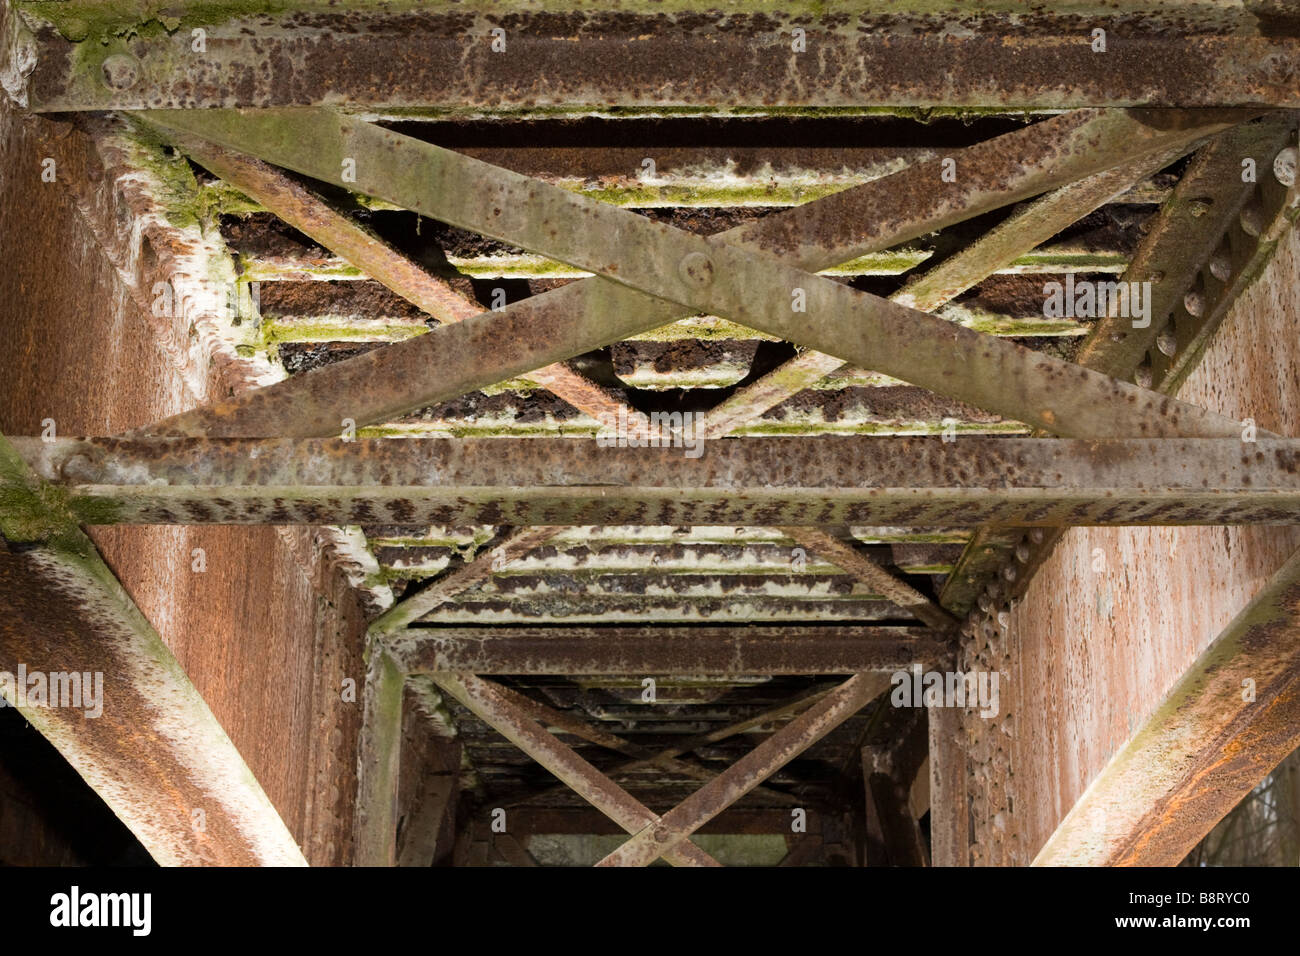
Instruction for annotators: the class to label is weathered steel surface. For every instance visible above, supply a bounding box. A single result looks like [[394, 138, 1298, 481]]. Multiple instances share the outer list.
[[388, 625, 947, 675], [701, 145, 1201, 438], [502, 682, 837, 808], [14, 436, 1300, 528], [408, 594, 904, 626], [138, 108, 1249, 442], [454, 676, 796, 800], [596, 672, 888, 866], [369, 526, 560, 635], [0, 433, 306, 866], [354, 644, 404, 866], [928, 702, 969, 866], [176, 133, 664, 442], [1076, 119, 1298, 380], [14, 8, 1300, 111], [1033, 546, 1300, 866], [782, 527, 956, 630], [943, 116, 1299, 616], [505, 807, 818, 836], [431, 672, 721, 866], [136, 108, 1246, 439], [995, 221, 1300, 865], [862, 707, 930, 867]]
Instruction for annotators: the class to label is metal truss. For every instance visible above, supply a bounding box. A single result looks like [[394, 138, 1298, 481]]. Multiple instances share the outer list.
[[3, 87, 1298, 866]]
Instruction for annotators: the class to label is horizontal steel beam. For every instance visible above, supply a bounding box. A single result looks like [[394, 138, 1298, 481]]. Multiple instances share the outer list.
[[12, 436, 1300, 528], [386, 625, 948, 675], [13, 8, 1300, 110], [502, 806, 818, 837]]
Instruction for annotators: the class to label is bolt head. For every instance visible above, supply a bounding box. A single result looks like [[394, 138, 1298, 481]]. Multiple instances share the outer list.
[[678, 251, 715, 288], [1274, 147, 1298, 189], [101, 53, 140, 91]]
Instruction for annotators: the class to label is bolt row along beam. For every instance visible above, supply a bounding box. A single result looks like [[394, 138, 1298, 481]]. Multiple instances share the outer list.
[[0, 432, 306, 865], [11, 436, 1300, 529], [385, 625, 949, 677], [132, 107, 1249, 442], [1033, 545, 1300, 866], [941, 115, 1300, 617], [6, 5, 1299, 111]]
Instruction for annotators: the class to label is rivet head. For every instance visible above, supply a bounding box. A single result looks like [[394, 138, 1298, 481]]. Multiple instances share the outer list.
[[678, 251, 715, 288], [653, 824, 671, 843], [101, 54, 139, 91], [1274, 147, 1298, 188]]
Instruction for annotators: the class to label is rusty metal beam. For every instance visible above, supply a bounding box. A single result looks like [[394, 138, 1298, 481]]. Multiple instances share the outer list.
[[354, 643, 405, 866], [1077, 120, 1298, 381], [174, 133, 665, 442], [862, 707, 931, 866], [12, 8, 1300, 111], [133, 108, 1247, 440], [701, 146, 1198, 438], [0, 432, 305, 866], [139, 107, 1247, 442], [502, 682, 838, 808], [942, 116, 1299, 616], [1033, 545, 1300, 867], [389, 625, 947, 676], [596, 673, 888, 866], [15, 436, 1300, 529], [782, 527, 956, 631], [369, 526, 560, 635], [503, 806, 818, 837], [928, 702, 970, 867], [430, 672, 721, 867], [465, 677, 795, 802]]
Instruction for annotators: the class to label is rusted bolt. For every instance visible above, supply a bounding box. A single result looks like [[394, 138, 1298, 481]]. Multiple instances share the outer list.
[[678, 252, 715, 288], [1240, 199, 1265, 238], [652, 824, 671, 843], [1156, 328, 1178, 358], [1208, 251, 1232, 282], [1274, 147, 1298, 188], [101, 54, 140, 91]]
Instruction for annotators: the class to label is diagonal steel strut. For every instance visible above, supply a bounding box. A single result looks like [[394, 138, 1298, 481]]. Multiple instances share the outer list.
[[596, 672, 890, 866], [134, 108, 1249, 441], [430, 672, 722, 866], [699, 145, 1202, 438]]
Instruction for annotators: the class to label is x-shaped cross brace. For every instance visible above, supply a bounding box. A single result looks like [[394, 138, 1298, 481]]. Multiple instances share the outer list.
[[432, 671, 887, 867], [137, 107, 1249, 443]]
